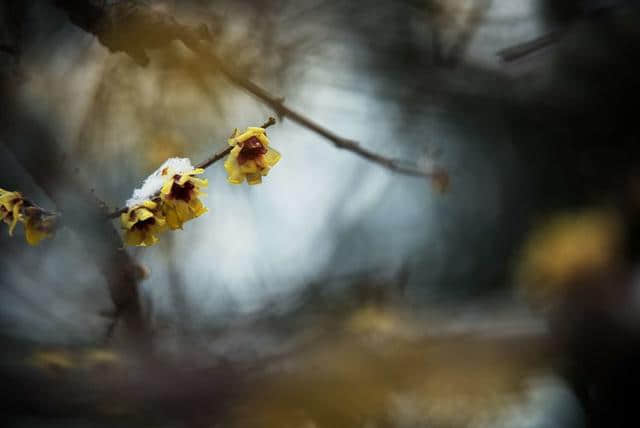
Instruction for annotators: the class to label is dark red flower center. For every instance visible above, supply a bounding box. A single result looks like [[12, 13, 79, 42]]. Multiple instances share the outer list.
[[0, 206, 10, 220], [237, 136, 267, 165], [133, 217, 156, 230], [169, 177, 195, 202]]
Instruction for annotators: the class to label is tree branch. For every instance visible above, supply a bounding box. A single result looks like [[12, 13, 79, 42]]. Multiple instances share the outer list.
[[54, 0, 446, 183], [497, 31, 562, 62]]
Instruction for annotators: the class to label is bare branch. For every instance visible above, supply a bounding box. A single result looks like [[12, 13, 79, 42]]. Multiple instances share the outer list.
[[54, 1, 445, 183], [497, 31, 563, 62], [191, 45, 441, 179]]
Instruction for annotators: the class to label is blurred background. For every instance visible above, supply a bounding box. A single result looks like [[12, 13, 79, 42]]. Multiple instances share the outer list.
[[1, 0, 640, 427]]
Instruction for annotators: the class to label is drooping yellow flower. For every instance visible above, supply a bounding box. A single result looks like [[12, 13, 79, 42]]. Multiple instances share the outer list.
[[0, 188, 56, 245], [22, 207, 56, 246], [159, 167, 208, 229], [224, 127, 281, 185], [0, 188, 24, 236], [120, 200, 166, 246]]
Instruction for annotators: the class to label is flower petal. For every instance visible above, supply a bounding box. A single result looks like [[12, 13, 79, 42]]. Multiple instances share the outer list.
[[125, 229, 143, 246], [264, 147, 281, 167], [246, 173, 263, 185], [165, 206, 182, 230], [25, 225, 47, 246], [161, 178, 175, 196]]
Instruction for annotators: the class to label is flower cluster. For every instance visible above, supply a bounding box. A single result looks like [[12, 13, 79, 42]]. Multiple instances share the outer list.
[[120, 162, 208, 246], [0, 188, 56, 245], [5, 122, 283, 248], [224, 127, 281, 185], [120, 124, 281, 246]]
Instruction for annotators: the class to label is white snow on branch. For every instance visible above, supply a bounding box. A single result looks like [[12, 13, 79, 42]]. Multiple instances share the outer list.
[[126, 158, 194, 208]]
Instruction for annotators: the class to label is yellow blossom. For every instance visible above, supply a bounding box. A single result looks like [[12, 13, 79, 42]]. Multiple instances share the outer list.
[[0, 189, 56, 245], [120, 200, 166, 246], [224, 127, 281, 185], [159, 167, 208, 229], [515, 209, 621, 309], [23, 207, 56, 246], [0, 188, 24, 236]]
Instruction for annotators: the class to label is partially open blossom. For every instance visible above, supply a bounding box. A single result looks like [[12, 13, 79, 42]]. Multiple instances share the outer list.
[[0, 188, 24, 236], [224, 127, 281, 185], [120, 200, 166, 246], [159, 167, 208, 229], [22, 207, 56, 246]]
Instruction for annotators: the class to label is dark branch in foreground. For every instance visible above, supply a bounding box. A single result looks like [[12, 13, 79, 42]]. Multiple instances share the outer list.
[[54, 1, 445, 183]]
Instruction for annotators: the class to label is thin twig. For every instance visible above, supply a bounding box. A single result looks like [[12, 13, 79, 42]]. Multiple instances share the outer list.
[[194, 45, 438, 178], [107, 117, 277, 219], [497, 31, 563, 62], [21, 197, 59, 218]]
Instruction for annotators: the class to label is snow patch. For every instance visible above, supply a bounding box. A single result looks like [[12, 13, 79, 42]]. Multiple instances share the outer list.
[[126, 158, 194, 208]]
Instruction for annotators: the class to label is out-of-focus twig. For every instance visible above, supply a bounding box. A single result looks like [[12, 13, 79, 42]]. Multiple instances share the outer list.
[[497, 31, 563, 62], [497, 1, 635, 63]]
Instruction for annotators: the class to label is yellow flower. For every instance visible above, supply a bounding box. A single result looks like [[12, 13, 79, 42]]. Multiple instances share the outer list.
[[515, 209, 621, 309], [0, 188, 24, 236], [159, 167, 208, 229], [120, 200, 166, 246], [224, 127, 281, 185], [23, 207, 56, 246]]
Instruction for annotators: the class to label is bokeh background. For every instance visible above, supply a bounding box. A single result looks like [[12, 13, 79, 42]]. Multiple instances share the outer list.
[[1, 1, 640, 427]]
